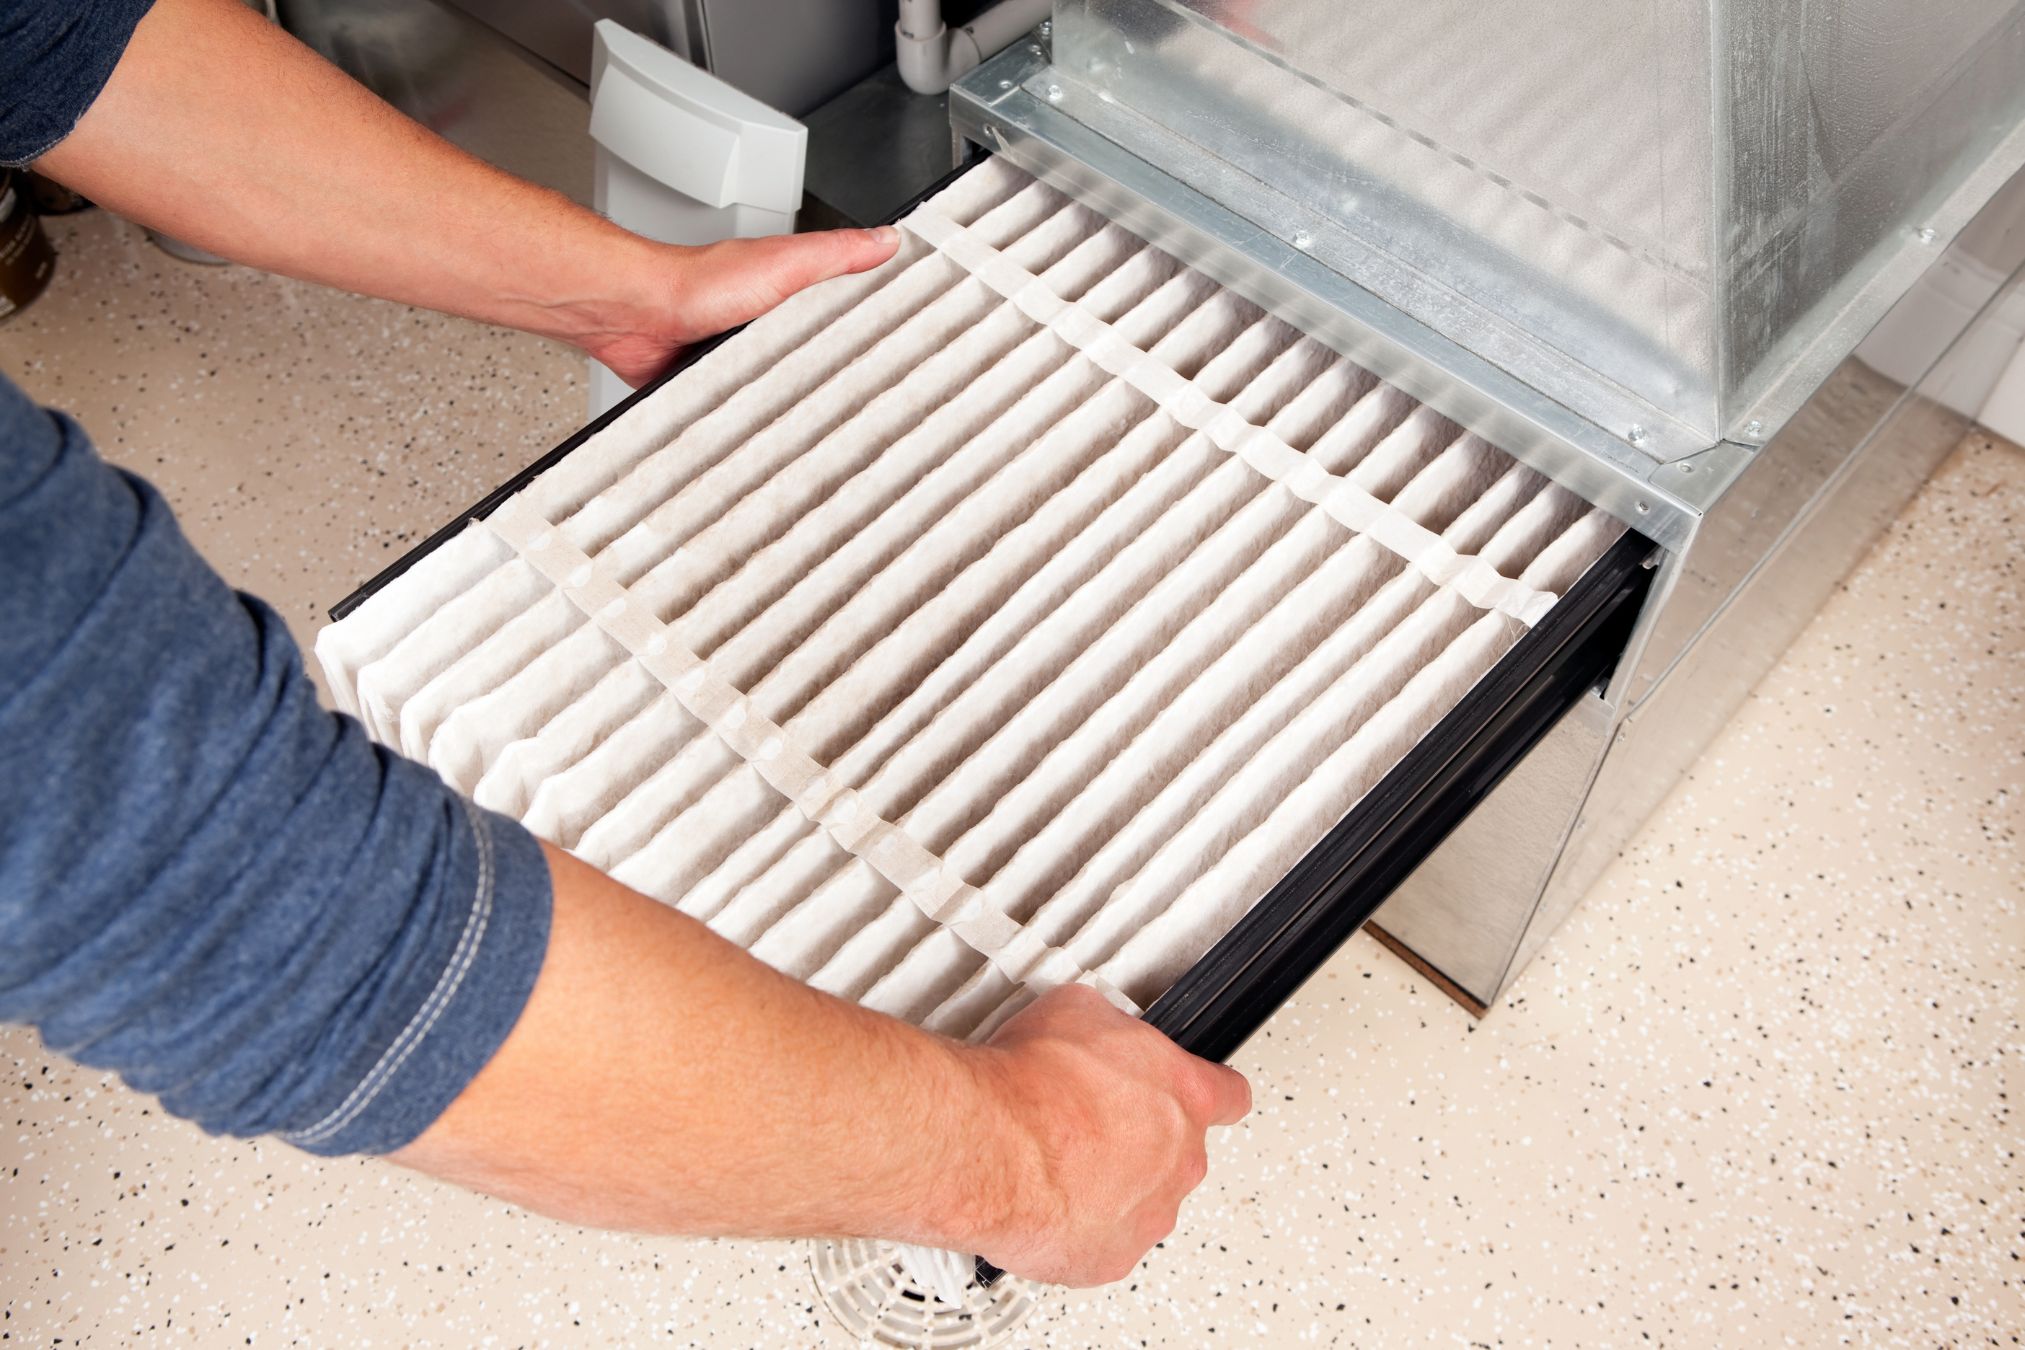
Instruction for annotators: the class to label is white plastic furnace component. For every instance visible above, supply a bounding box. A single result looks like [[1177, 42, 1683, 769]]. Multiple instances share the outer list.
[[317, 158, 1623, 1038]]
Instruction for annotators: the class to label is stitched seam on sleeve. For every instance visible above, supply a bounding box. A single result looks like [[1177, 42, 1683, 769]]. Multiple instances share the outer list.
[[281, 797, 498, 1147]]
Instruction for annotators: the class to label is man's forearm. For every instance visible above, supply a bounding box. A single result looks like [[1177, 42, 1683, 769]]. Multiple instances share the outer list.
[[34, 0, 897, 385], [37, 0, 645, 352], [393, 843, 1040, 1254], [393, 844, 1249, 1286]]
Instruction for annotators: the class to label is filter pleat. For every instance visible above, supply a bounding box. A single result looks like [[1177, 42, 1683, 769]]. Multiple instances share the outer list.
[[352, 557, 551, 746], [844, 336, 1328, 834], [757, 301, 1231, 761], [1102, 613, 1519, 1002], [320, 524, 512, 716], [470, 661, 660, 817]]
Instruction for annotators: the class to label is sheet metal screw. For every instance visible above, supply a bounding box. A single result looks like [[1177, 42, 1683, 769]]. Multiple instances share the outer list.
[[1045, 83, 1064, 101], [1635, 500, 1652, 514], [1292, 229, 1314, 250], [1038, 19, 1052, 37], [998, 78, 1014, 90], [1744, 418, 1765, 439], [1626, 423, 1650, 447], [1916, 225, 1938, 244]]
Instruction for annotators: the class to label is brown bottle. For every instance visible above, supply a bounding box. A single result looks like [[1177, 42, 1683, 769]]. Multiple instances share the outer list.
[[0, 169, 56, 325]]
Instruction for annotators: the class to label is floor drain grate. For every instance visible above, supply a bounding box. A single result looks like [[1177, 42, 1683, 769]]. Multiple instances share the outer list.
[[809, 1239, 1039, 1347]]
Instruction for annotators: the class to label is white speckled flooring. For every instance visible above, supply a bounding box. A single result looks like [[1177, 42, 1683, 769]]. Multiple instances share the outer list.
[[2, 210, 2021, 1348]]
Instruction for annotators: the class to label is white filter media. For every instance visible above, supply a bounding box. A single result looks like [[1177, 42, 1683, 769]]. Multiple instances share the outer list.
[[318, 159, 1625, 1038]]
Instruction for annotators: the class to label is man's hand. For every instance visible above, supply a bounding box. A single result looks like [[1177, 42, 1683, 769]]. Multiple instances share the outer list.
[[37, 0, 898, 386], [970, 986, 1252, 1286], [562, 228, 901, 388]]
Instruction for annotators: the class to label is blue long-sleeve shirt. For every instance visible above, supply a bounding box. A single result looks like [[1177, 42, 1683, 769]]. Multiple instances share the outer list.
[[1, 2, 553, 1155]]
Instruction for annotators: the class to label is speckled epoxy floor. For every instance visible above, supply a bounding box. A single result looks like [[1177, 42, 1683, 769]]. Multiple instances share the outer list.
[[3, 209, 2020, 1348]]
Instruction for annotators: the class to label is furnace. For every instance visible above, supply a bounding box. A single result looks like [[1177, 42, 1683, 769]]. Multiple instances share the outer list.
[[324, 2, 2025, 1049]]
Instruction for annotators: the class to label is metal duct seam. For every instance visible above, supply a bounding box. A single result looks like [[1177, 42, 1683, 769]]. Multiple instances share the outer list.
[[481, 492, 1141, 1015]]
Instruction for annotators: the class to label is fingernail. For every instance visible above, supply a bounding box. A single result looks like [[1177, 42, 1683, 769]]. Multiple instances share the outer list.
[[871, 225, 901, 246]]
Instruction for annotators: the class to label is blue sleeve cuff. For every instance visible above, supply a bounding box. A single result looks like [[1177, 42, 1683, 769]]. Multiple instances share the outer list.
[[277, 801, 552, 1156]]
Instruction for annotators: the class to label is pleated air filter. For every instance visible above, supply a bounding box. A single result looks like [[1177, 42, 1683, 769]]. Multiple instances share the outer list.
[[317, 159, 1625, 1037]]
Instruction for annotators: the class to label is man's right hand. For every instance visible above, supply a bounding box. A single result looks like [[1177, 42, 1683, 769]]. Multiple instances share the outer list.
[[969, 985, 1252, 1286]]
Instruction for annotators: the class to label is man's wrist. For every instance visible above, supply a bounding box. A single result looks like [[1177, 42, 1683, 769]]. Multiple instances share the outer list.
[[514, 227, 677, 356], [926, 1044, 1061, 1258]]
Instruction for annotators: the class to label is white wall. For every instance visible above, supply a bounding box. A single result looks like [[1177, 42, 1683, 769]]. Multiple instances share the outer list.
[[1980, 338, 2025, 444], [1961, 179, 2025, 444], [1858, 251, 2025, 421]]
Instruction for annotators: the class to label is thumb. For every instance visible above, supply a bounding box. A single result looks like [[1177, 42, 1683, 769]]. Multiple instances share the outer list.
[[627, 226, 906, 366], [758, 225, 902, 295], [1192, 1059, 1252, 1127]]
